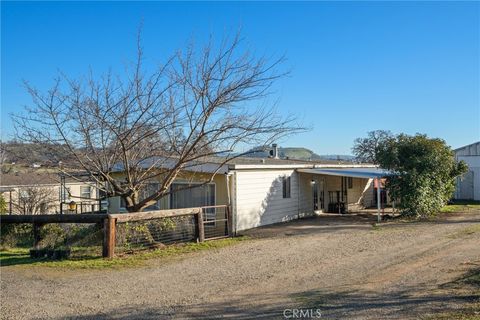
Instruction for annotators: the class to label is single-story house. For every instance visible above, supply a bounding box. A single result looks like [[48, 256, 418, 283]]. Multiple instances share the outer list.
[[455, 141, 480, 200], [0, 172, 101, 214], [108, 155, 390, 233]]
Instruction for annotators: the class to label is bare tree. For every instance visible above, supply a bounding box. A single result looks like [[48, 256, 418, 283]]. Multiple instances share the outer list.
[[14, 186, 57, 214], [0, 141, 11, 174], [352, 130, 393, 164], [13, 33, 304, 212]]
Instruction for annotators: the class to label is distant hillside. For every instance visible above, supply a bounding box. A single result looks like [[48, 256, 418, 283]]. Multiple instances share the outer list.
[[0, 141, 75, 167], [245, 146, 355, 162]]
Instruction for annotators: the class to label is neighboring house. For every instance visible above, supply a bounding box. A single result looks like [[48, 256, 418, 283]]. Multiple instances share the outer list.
[[0, 172, 100, 214], [108, 155, 389, 232], [454, 141, 480, 201]]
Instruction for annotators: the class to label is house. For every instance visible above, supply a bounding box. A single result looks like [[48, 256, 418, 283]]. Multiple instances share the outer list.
[[454, 141, 480, 201], [108, 153, 389, 232], [0, 172, 101, 214]]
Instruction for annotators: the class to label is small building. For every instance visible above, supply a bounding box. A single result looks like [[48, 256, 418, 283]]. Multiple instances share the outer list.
[[0, 172, 100, 214], [454, 141, 480, 201]]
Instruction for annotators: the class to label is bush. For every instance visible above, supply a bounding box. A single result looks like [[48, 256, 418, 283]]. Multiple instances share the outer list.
[[377, 134, 468, 218], [1, 223, 33, 249]]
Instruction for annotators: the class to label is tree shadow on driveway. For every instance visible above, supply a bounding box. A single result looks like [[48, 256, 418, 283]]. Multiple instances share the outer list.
[[55, 281, 479, 320]]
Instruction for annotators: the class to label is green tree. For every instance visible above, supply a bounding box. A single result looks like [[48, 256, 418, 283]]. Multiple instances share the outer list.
[[352, 130, 393, 164], [377, 134, 468, 217]]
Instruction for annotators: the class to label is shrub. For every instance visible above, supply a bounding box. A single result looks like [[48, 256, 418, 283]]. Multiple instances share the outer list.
[[377, 134, 468, 217]]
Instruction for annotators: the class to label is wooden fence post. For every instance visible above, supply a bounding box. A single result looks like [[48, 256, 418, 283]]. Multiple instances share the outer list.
[[196, 210, 205, 243], [103, 217, 116, 258], [33, 223, 43, 250]]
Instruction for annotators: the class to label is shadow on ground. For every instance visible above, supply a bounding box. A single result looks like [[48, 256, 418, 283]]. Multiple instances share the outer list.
[[54, 273, 480, 320]]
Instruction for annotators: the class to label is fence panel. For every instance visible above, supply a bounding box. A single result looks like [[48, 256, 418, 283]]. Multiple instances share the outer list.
[[114, 214, 197, 253], [203, 205, 230, 240]]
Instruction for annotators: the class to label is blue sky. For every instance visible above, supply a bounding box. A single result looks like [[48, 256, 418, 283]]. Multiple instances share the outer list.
[[1, 1, 479, 154]]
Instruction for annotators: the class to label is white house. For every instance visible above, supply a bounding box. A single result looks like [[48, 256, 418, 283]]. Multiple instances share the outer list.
[[455, 141, 480, 201], [108, 156, 388, 233]]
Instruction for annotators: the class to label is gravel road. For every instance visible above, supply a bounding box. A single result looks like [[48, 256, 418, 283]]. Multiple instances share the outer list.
[[1, 211, 479, 319]]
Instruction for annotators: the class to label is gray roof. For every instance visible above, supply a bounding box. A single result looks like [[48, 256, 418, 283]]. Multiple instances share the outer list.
[[455, 141, 480, 156], [112, 155, 359, 174], [297, 167, 393, 179]]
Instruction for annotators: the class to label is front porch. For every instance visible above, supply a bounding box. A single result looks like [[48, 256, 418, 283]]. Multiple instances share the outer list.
[[297, 167, 392, 222]]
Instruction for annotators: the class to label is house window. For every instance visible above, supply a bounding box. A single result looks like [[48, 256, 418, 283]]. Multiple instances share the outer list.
[[170, 183, 216, 221], [348, 177, 353, 189], [170, 183, 215, 208], [282, 176, 291, 198], [140, 183, 161, 210], [80, 186, 91, 199]]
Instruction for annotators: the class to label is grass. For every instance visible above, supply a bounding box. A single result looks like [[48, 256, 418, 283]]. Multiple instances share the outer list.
[[0, 236, 249, 269], [441, 200, 480, 214]]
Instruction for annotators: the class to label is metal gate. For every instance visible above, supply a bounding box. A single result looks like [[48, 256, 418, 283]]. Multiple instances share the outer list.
[[201, 205, 232, 240]]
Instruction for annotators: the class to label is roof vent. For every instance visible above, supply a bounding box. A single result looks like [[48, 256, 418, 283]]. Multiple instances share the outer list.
[[269, 143, 279, 159]]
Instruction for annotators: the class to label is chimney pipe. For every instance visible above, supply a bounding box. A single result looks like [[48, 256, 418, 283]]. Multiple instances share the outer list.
[[272, 143, 279, 159]]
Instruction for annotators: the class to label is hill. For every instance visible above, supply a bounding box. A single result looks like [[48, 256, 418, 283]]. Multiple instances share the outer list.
[[245, 146, 355, 162]]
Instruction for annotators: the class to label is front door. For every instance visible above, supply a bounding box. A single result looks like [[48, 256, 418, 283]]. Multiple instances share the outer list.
[[312, 178, 325, 212]]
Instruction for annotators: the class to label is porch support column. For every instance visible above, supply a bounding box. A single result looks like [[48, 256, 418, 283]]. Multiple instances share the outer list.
[[376, 178, 381, 223]]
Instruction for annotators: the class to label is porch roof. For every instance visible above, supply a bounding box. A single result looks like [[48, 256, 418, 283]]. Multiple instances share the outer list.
[[297, 167, 392, 179]]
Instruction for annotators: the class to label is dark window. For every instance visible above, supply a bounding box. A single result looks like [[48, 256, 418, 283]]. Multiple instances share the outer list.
[[170, 183, 216, 221], [282, 176, 291, 198], [348, 177, 353, 189]]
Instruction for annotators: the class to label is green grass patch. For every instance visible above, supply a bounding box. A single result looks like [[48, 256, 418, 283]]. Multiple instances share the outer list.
[[0, 237, 249, 269], [441, 201, 480, 213]]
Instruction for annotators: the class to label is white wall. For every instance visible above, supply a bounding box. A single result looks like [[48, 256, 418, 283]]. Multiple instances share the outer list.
[[456, 155, 480, 200], [234, 169, 299, 231]]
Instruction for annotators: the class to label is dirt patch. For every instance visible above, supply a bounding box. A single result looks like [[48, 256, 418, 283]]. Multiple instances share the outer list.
[[2, 211, 480, 319]]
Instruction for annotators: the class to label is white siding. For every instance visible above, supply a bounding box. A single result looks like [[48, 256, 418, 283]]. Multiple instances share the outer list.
[[234, 169, 299, 231], [456, 155, 480, 200]]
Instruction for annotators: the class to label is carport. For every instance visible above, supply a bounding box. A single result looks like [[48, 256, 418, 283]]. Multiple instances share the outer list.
[[297, 167, 393, 222]]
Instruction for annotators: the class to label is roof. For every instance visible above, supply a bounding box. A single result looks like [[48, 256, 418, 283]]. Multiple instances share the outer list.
[[0, 172, 88, 187], [297, 167, 393, 179], [454, 141, 480, 156], [112, 155, 365, 174]]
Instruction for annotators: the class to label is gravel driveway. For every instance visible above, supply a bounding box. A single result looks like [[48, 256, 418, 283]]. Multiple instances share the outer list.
[[1, 211, 479, 319]]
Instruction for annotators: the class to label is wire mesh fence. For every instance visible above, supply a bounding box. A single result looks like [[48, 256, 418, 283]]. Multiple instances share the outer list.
[[115, 215, 197, 253], [113, 205, 231, 253], [0, 205, 232, 259]]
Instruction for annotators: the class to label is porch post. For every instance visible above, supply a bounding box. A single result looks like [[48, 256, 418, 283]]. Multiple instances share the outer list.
[[376, 178, 381, 223]]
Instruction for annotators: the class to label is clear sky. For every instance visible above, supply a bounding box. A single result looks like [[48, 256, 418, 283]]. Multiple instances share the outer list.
[[1, 1, 479, 154]]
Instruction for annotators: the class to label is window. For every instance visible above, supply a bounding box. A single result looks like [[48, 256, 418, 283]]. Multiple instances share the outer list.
[[80, 186, 91, 199], [170, 183, 216, 221], [170, 183, 215, 209], [138, 183, 161, 210], [282, 176, 291, 198], [347, 177, 353, 189], [39, 202, 48, 213]]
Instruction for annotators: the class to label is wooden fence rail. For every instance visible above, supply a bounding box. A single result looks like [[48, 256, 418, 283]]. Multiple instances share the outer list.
[[0, 206, 230, 258]]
